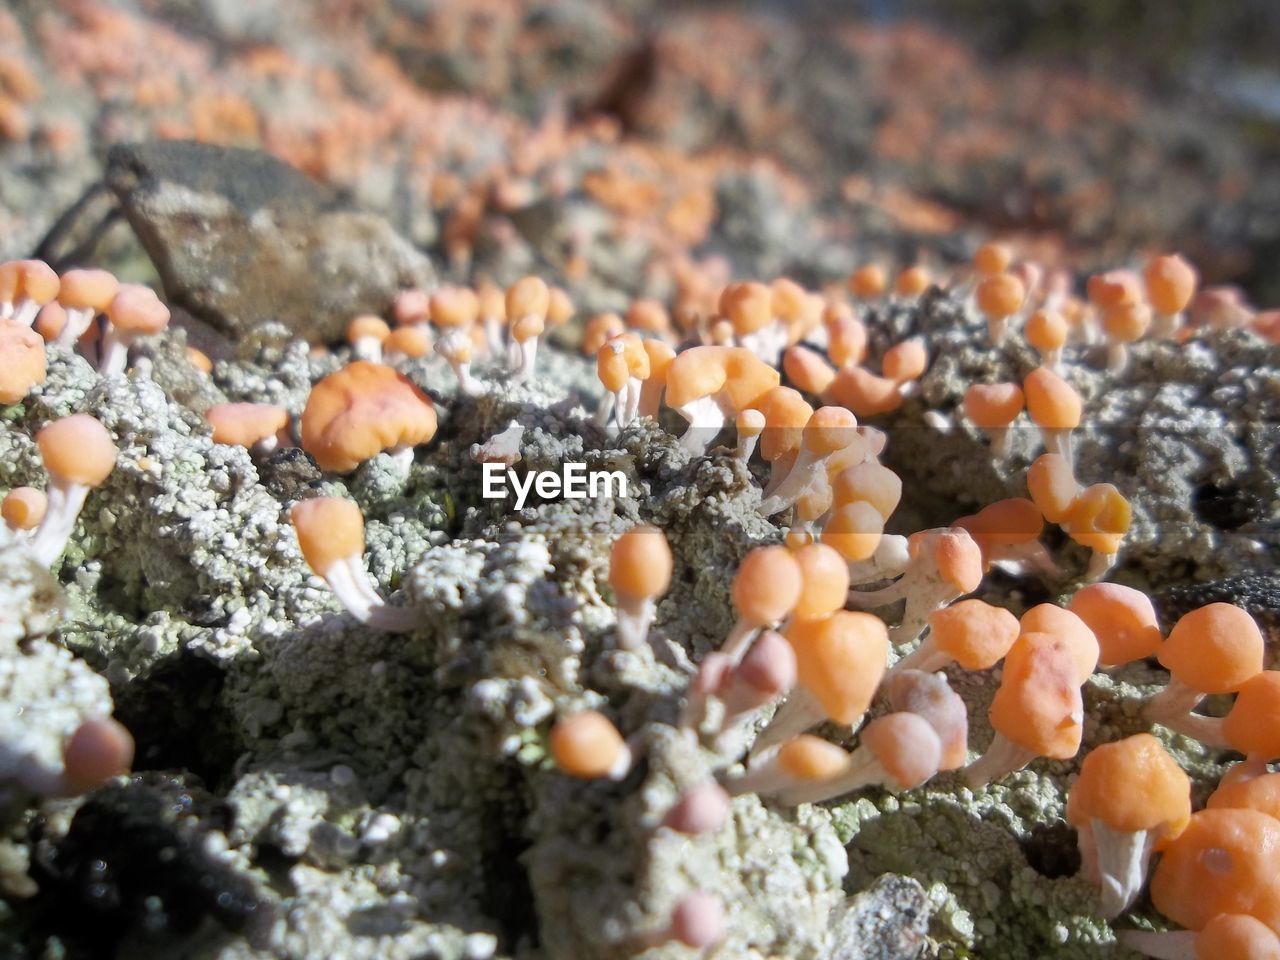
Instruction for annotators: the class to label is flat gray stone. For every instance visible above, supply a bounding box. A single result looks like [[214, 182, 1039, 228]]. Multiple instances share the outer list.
[[106, 141, 435, 341], [829, 874, 931, 960]]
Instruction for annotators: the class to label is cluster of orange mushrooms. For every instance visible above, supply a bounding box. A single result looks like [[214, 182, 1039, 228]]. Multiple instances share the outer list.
[[2, 246, 1277, 956]]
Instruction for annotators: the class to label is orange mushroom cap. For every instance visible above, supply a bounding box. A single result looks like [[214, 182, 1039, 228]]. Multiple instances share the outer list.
[[9, 259, 59, 305], [1196, 914, 1280, 960], [36, 414, 117, 486], [1063, 483, 1131, 553], [385, 325, 432, 359], [550, 710, 627, 779], [2, 486, 47, 530], [783, 345, 837, 396], [1144, 254, 1199, 316], [62, 717, 135, 793], [431, 286, 481, 328], [1066, 733, 1190, 837], [907, 527, 984, 596], [989, 631, 1084, 760], [0, 318, 46, 404], [1208, 766, 1280, 821], [1023, 367, 1081, 430], [1102, 301, 1152, 344], [802, 406, 859, 455], [822, 501, 884, 563], [106, 284, 170, 334], [1025, 310, 1068, 352], [1222, 672, 1280, 760], [883, 337, 927, 383], [625, 298, 670, 335], [894, 265, 930, 299], [583, 313, 626, 355], [300, 362, 438, 473], [56, 268, 118, 312], [757, 387, 813, 462], [926, 599, 1020, 671], [33, 302, 67, 342], [963, 383, 1024, 429], [1018, 604, 1099, 682], [1150, 808, 1280, 934], [831, 462, 901, 519], [546, 286, 574, 328], [290, 496, 365, 574], [608, 524, 673, 602], [1158, 603, 1265, 695], [732, 545, 803, 626], [1087, 270, 1141, 310], [785, 610, 889, 724], [719, 281, 772, 335], [506, 276, 549, 321], [392, 289, 431, 326], [886, 670, 969, 770], [206, 403, 289, 448], [776, 734, 853, 782], [1068, 583, 1162, 666], [975, 273, 1025, 319], [973, 242, 1013, 277], [827, 317, 868, 368], [347, 314, 390, 344], [959, 498, 1043, 552], [824, 366, 903, 417], [790, 542, 851, 621], [848, 264, 887, 300]]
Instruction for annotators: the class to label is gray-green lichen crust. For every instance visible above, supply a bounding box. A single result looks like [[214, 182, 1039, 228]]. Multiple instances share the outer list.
[[0, 283, 1276, 960]]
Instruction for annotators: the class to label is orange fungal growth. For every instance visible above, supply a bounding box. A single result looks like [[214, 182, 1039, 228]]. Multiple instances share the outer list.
[[1087, 269, 1141, 311], [1025, 309, 1068, 372], [894, 265, 930, 300], [582, 313, 626, 356], [597, 333, 651, 428], [1149, 809, 1280, 935], [709, 630, 797, 740], [1194, 914, 1280, 960], [1102, 300, 1152, 374], [2, 486, 47, 531], [962, 383, 1023, 458], [608, 525, 673, 651], [0, 259, 59, 326], [751, 610, 889, 756], [290, 496, 415, 632], [892, 598, 1020, 675], [826, 315, 868, 368], [0, 318, 46, 404], [759, 406, 859, 517], [1023, 367, 1081, 466], [506, 276, 549, 380], [1068, 583, 1162, 667], [186, 346, 213, 374], [831, 461, 901, 520], [61, 717, 135, 794], [550, 711, 631, 780], [720, 281, 773, 336], [822, 501, 884, 564], [973, 242, 1012, 278], [545, 286, 574, 332], [1018, 604, 1099, 682], [664, 346, 779, 455], [1222, 672, 1280, 762], [346, 314, 391, 363], [206, 403, 290, 454], [965, 630, 1084, 787], [54, 268, 118, 347], [392, 288, 430, 327], [1027, 452, 1079, 524], [789, 542, 850, 622], [1068, 734, 1191, 917], [725, 734, 852, 802], [1146, 603, 1265, 740], [33, 302, 67, 343], [883, 337, 927, 385], [29, 414, 117, 567], [300, 362, 437, 473], [823, 366, 903, 418], [848, 264, 887, 300], [734, 408, 766, 461], [783, 345, 837, 396], [626, 299, 671, 338], [476, 281, 507, 354], [431, 286, 484, 395], [847, 527, 984, 645], [384, 325, 433, 362], [975, 273, 1026, 345], [1064, 483, 1131, 579], [722, 545, 803, 662], [1144, 253, 1199, 338]]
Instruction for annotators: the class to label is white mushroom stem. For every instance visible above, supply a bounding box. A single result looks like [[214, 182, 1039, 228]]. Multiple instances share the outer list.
[[1151, 311, 1184, 340], [1116, 930, 1197, 960], [846, 566, 962, 646], [762, 448, 799, 499], [512, 336, 539, 382], [1105, 343, 1129, 375], [738, 321, 788, 367], [984, 425, 1014, 459], [29, 481, 91, 567], [98, 328, 143, 376], [484, 316, 506, 356], [615, 594, 657, 651], [846, 535, 911, 586], [1084, 550, 1117, 583], [747, 687, 833, 760], [321, 556, 417, 632], [350, 335, 383, 364], [675, 394, 733, 455], [886, 638, 950, 678], [734, 432, 760, 462], [612, 378, 644, 430], [1142, 676, 1206, 730], [1080, 819, 1160, 919], [54, 307, 96, 348], [1039, 426, 1073, 468], [962, 732, 1039, 788], [987, 315, 1010, 347], [1040, 346, 1063, 373], [13, 298, 42, 327], [718, 619, 761, 667], [758, 447, 826, 517], [593, 392, 615, 430], [987, 541, 1062, 580], [386, 445, 416, 475], [679, 652, 733, 734], [435, 330, 484, 396]]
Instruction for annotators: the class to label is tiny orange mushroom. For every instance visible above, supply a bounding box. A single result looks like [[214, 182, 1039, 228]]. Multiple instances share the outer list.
[[0, 318, 46, 404], [1023, 367, 1081, 468], [206, 403, 290, 454], [2, 486, 47, 531], [963, 383, 1024, 458], [608, 524, 673, 651], [550, 710, 631, 780]]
